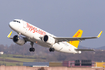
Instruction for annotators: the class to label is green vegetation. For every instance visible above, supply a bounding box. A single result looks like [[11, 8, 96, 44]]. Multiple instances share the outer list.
[[0, 54, 37, 66]]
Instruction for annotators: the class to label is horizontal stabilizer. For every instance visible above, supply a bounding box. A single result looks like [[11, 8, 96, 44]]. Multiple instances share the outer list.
[[75, 49, 94, 51]]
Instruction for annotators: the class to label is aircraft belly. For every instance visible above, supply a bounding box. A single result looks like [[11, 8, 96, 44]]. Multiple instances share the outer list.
[[53, 43, 63, 51], [37, 41, 49, 48], [53, 42, 76, 53]]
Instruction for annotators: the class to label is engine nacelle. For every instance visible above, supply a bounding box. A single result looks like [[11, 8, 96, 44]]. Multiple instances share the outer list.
[[13, 35, 26, 45], [43, 35, 55, 45]]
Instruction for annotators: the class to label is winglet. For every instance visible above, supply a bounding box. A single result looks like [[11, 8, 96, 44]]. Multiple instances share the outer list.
[[97, 31, 103, 38], [7, 31, 13, 39]]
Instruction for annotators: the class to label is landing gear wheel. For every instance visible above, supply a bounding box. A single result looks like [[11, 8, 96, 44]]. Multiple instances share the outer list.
[[49, 48, 55, 52], [29, 48, 35, 52], [29, 42, 35, 52]]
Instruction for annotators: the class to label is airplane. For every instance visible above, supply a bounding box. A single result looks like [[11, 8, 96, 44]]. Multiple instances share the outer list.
[[7, 19, 103, 54]]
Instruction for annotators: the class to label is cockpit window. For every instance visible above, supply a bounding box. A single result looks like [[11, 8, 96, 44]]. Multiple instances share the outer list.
[[13, 20, 20, 23], [17, 21, 20, 23]]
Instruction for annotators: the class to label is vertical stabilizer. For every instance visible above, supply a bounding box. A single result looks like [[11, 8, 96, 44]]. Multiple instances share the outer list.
[[69, 29, 83, 48]]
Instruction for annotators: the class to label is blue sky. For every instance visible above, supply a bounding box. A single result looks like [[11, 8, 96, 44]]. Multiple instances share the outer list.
[[0, 0, 105, 48]]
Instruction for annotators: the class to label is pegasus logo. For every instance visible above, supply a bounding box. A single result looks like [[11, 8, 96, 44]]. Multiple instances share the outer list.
[[75, 31, 80, 37], [27, 23, 46, 35]]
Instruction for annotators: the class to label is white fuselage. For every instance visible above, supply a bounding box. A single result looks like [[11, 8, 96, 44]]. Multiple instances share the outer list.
[[9, 19, 80, 53]]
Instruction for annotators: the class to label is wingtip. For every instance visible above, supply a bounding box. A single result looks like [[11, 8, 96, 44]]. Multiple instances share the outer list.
[[7, 31, 12, 38], [97, 31, 103, 38]]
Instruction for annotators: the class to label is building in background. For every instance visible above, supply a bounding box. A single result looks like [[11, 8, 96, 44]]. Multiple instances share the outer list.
[[95, 62, 105, 68], [63, 60, 95, 67], [23, 60, 105, 68]]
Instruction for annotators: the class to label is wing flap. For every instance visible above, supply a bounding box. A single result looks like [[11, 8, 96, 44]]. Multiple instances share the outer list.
[[75, 49, 94, 51], [55, 37, 97, 42]]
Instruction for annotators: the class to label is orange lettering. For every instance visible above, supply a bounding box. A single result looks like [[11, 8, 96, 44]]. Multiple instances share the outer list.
[[75, 32, 80, 37], [26, 23, 46, 35]]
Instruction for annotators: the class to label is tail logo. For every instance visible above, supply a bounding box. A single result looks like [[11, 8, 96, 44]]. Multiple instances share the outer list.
[[69, 29, 83, 48], [74, 31, 80, 37], [71, 31, 80, 43]]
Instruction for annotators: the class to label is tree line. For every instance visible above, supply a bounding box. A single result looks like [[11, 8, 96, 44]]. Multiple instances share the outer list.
[[0, 43, 105, 62]]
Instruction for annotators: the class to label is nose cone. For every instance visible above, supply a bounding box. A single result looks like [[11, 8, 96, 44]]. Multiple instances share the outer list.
[[9, 21, 20, 31], [9, 22, 13, 29], [9, 22, 17, 30]]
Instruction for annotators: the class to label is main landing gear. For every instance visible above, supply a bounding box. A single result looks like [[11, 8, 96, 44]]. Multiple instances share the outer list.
[[29, 42, 35, 52], [49, 48, 55, 52]]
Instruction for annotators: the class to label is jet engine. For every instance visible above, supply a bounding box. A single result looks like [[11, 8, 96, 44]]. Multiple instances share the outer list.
[[43, 35, 55, 45], [13, 35, 26, 45]]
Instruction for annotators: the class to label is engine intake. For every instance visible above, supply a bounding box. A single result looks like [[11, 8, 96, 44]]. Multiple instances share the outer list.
[[43, 35, 55, 45], [13, 35, 26, 45], [44, 35, 48, 42]]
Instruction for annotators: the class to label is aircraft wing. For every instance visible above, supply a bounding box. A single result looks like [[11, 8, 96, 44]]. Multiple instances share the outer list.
[[7, 31, 29, 41], [75, 49, 94, 51], [54, 31, 102, 42]]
